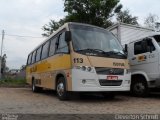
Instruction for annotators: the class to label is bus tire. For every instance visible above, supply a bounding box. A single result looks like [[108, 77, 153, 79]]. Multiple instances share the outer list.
[[131, 78, 149, 97], [56, 77, 69, 100], [32, 80, 42, 93]]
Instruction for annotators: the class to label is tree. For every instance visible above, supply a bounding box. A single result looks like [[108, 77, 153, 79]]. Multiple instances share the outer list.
[[20, 65, 26, 71], [64, 0, 122, 27], [5, 66, 9, 72], [42, 0, 122, 36], [1, 54, 7, 74], [116, 9, 138, 25], [144, 13, 159, 30], [42, 19, 66, 37]]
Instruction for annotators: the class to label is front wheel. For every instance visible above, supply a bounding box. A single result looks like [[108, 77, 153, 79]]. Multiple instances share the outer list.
[[32, 80, 42, 93], [56, 77, 69, 100], [131, 80, 149, 97]]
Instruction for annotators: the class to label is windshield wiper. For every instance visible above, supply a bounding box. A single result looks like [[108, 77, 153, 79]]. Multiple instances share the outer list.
[[107, 51, 126, 56], [76, 48, 106, 53], [90, 49, 106, 53]]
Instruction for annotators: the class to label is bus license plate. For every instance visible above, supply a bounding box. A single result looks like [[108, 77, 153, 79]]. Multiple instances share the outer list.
[[107, 76, 118, 80]]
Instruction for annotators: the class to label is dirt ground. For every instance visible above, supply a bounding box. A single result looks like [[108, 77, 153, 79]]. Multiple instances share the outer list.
[[0, 88, 160, 114]]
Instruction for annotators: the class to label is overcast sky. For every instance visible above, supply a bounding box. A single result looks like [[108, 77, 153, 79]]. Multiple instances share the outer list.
[[0, 0, 160, 69]]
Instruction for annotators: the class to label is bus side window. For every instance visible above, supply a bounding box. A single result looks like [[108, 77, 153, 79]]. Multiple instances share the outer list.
[[27, 54, 32, 65], [41, 41, 50, 60], [56, 32, 69, 53], [31, 51, 36, 64], [36, 46, 42, 62], [49, 37, 57, 56]]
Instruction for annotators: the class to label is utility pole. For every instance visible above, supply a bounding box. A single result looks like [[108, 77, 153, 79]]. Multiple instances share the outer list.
[[0, 30, 5, 79]]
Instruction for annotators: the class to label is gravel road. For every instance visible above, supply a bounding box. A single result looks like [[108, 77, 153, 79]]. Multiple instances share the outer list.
[[0, 88, 160, 114]]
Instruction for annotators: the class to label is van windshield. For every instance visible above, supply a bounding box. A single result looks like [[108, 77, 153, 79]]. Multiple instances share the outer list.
[[70, 24, 126, 58]]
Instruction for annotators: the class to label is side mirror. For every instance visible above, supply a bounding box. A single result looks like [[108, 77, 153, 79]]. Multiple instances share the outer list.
[[65, 31, 71, 43], [124, 44, 128, 53]]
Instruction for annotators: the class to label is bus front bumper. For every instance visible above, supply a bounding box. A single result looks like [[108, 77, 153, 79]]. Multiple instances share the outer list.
[[71, 69, 131, 92]]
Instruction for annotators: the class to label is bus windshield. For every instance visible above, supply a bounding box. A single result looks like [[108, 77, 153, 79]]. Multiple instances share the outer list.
[[70, 24, 126, 58]]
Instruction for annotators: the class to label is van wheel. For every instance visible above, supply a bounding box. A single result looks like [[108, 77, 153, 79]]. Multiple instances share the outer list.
[[56, 77, 69, 100], [32, 80, 42, 93], [131, 80, 148, 97]]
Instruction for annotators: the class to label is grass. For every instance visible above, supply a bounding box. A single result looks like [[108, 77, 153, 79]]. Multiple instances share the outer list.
[[0, 78, 27, 87]]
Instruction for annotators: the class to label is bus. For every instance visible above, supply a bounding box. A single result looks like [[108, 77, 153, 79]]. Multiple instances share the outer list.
[[26, 22, 131, 100]]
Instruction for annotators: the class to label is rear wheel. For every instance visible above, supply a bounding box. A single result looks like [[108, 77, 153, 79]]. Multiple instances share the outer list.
[[32, 80, 42, 93], [56, 77, 69, 100], [131, 79, 149, 97]]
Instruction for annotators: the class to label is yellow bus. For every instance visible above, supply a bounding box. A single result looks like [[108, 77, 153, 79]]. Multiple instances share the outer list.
[[26, 22, 131, 100]]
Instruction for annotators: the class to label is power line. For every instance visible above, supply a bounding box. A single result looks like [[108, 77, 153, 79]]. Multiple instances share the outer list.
[[0, 33, 43, 38]]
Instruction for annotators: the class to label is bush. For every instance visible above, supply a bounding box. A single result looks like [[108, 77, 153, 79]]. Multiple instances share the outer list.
[[0, 77, 26, 87]]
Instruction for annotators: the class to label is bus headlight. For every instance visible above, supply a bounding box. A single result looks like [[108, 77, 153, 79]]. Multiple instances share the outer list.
[[87, 67, 92, 72], [82, 66, 87, 71], [74, 66, 94, 73]]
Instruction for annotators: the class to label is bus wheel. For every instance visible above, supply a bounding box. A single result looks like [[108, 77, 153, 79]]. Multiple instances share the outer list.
[[56, 77, 69, 100], [131, 79, 149, 97], [32, 80, 42, 93]]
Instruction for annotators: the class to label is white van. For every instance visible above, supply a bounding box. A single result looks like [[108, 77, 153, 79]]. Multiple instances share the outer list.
[[108, 23, 160, 97]]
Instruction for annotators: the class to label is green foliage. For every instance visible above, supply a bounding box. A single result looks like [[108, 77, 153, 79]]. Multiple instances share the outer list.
[[20, 65, 26, 71], [42, 0, 122, 36], [1, 54, 8, 74], [144, 13, 159, 29], [0, 78, 26, 87], [42, 19, 66, 37], [64, 0, 122, 27], [116, 9, 139, 25]]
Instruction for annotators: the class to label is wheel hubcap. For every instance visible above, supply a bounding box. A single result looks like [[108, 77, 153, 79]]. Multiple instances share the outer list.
[[57, 82, 64, 96], [134, 83, 145, 94]]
